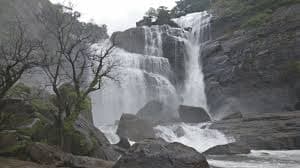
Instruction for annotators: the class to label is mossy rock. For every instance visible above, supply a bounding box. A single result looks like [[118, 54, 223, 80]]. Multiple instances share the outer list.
[[0, 131, 30, 159], [63, 122, 95, 156]]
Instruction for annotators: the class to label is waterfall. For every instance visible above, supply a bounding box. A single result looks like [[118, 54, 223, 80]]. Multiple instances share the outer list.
[[92, 12, 211, 125], [92, 31, 178, 125], [174, 11, 211, 111]]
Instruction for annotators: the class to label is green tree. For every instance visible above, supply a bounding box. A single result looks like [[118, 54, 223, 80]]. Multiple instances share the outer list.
[[37, 4, 116, 147]]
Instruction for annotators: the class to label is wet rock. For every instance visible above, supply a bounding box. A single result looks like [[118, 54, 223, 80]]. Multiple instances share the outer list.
[[174, 126, 185, 137], [66, 114, 120, 161], [116, 114, 156, 141], [204, 141, 251, 155], [27, 142, 114, 168], [179, 105, 211, 123], [113, 139, 209, 168], [116, 137, 131, 149], [136, 100, 178, 124], [211, 111, 300, 150], [203, 4, 300, 118]]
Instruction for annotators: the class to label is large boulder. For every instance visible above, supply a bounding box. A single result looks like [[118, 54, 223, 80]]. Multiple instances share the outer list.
[[113, 139, 209, 168], [67, 114, 120, 161], [136, 100, 178, 124], [116, 114, 155, 141], [179, 105, 211, 123], [27, 142, 114, 168], [210, 111, 300, 150], [204, 141, 251, 155]]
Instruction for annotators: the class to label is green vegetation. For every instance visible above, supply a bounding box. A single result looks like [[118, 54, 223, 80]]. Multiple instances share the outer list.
[[242, 10, 272, 28], [171, 0, 211, 17], [137, 6, 178, 27], [209, 0, 300, 28]]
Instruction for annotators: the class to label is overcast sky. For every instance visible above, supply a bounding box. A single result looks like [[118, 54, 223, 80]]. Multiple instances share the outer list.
[[49, 0, 176, 34]]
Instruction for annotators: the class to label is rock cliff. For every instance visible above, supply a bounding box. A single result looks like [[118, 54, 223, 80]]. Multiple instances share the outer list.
[[202, 2, 300, 118]]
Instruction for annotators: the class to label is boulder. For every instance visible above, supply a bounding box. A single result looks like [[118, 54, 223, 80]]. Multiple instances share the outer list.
[[210, 111, 300, 150], [204, 142, 251, 155], [136, 100, 178, 124], [64, 114, 120, 161], [113, 139, 209, 168], [27, 142, 114, 168], [179, 105, 211, 123], [116, 114, 155, 141], [116, 137, 131, 149]]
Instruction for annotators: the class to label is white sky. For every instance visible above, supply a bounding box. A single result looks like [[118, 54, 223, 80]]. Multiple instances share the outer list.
[[49, 0, 176, 34]]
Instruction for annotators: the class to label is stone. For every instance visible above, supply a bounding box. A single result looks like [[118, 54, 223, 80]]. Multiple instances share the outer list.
[[136, 100, 178, 124], [210, 111, 300, 150], [204, 141, 251, 155], [179, 105, 211, 123], [116, 137, 131, 149], [113, 139, 209, 168], [116, 114, 156, 141], [203, 3, 300, 119], [27, 142, 114, 168], [69, 114, 120, 161]]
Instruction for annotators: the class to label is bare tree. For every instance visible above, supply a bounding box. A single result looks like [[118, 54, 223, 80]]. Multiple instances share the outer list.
[[0, 19, 42, 129], [37, 4, 117, 146], [0, 19, 42, 101]]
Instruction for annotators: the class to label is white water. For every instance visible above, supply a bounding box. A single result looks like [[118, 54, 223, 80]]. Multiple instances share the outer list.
[[155, 122, 234, 152], [92, 39, 178, 125], [174, 11, 211, 110]]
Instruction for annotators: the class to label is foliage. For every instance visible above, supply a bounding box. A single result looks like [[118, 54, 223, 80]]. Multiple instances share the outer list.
[[137, 6, 178, 27], [6, 83, 31, 99], [171, 0, 211, 17]]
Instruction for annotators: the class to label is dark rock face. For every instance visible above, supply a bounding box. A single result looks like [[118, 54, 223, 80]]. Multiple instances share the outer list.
[[116, 137, 131, 150], [137, 100, 179, 124], [116, 114, 156, 141], [204, 141, 251, 155], [71, 114, 120, 161], [203, 4, 300, 118], [113, 139, 209, 168], [27, 142, 114, 168], [112, 26, 187, 88], [179, 105, 211, 123], [210, 111, 300, 150]]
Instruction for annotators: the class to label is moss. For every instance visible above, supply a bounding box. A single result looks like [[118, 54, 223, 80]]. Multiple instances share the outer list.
[[63, 122, 94, 156], [6, 83, 31, 99], [242, 11, 272, 28]]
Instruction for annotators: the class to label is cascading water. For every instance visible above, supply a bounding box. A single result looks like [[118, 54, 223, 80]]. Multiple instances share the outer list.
[[174, 11, 211, 111], [155, 123, 234, 152], [92, 27, 179, 125]]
